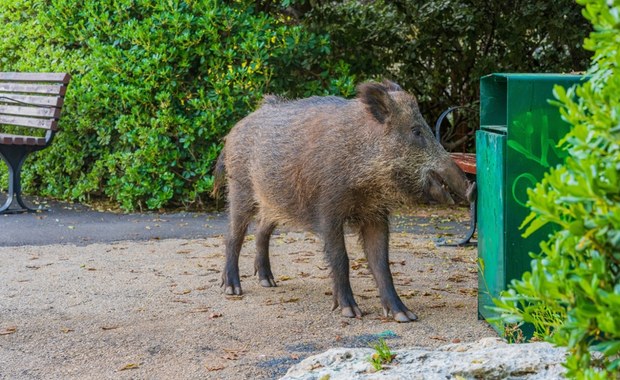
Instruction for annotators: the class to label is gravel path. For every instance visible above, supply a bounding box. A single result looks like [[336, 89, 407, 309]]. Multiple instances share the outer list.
[[0, 200, 495, 379]]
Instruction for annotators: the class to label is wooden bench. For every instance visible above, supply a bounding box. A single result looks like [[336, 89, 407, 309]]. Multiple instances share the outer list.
[[434, 106, 477, 246], [0, 72, 71, 213]]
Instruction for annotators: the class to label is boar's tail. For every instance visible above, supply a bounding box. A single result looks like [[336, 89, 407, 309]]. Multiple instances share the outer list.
[[211, 150, 227, 200]]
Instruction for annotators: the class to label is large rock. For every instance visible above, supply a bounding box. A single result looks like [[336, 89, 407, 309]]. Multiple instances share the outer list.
[[281, 337, 568, 379]]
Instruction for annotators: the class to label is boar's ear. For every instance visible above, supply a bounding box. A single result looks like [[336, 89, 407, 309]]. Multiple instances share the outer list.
[[382, 80, 402, 92], [357, 82, 394, 124]]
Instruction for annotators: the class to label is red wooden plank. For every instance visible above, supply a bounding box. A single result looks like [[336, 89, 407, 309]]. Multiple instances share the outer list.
[[450, 152, 476, 175]]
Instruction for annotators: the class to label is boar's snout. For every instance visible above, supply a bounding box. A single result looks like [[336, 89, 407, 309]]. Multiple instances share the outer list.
[[425, 159, 476, 205], [425, 170, 455, 204]]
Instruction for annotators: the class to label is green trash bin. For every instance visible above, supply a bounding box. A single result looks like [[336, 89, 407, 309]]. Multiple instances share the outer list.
[[476, 73, 585, 330]]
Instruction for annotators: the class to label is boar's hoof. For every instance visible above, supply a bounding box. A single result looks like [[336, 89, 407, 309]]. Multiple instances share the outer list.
[[341, 306, 363, 318], [225, 286, 242, 296], [259, 278, 277, 287], [394, 311, 418, 323], [384, 307, 418, 322]]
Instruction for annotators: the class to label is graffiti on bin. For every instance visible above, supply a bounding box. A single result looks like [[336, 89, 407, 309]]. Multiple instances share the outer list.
[[508, 109, 569, 207]]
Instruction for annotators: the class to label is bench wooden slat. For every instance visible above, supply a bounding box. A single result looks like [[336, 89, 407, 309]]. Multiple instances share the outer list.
[[0, 83, 66, 96], [0, 115, 57, 130], [0, 72, 70, 84], [0, 104, 61, 118], [0, 133, 47, 146], [0, 93, 63, 108]]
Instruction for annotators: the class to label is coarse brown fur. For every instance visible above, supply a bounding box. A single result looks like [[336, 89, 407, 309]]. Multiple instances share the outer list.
[[215, 80, 473, 322]]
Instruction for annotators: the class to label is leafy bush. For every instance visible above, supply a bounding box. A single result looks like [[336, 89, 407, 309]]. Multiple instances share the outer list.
[[286, 0, 591, 151], [0, 0, 354, 210], [492, 0, 620, 377], [0, 0, 593, 210]]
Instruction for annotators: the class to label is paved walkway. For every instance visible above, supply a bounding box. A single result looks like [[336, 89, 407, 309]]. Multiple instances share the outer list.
[[1, 197, 472, 247]]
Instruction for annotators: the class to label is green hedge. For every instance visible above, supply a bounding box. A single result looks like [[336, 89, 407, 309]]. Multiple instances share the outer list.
[[0, 0, 354, 210], [493, 0, 620, 377]]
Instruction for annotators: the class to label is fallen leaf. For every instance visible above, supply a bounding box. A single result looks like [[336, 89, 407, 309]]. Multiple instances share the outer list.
[[225, 295, 243, 301], [61, 327, 74, 333], [0, 326, 17, 335], [310, 363, 324, 370], [458, 288, 477, 296], [176, 249, 192, 254], [351, 261, 364, 270], [222, 345, 248, 361], [173, 289, 192, 295], [277, 275, 292, 281], [190, 307, 210, 313], [448, 274, 467, 283], [430, 302, 447, 308], [281, 297, 299, 304], [119, 363, 140, 371], [206, 364, 225, 371], [101, 326, 119, 331]]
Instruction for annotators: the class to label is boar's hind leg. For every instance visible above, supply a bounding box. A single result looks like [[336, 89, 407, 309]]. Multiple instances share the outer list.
[[360, 219, 418, 322], [254, 219, 277, 287], [222, 186, 255, 296], [323, 224, 362, 318]]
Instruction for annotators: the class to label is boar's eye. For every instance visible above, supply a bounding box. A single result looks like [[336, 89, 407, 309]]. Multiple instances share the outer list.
[[410, 125, 427, 147]]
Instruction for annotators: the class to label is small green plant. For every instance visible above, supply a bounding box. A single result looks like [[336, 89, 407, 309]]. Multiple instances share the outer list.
[[500, 323, 526, 344], [368, 338, 396, 371]]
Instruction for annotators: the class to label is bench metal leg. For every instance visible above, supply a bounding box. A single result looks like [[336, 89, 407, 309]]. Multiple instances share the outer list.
[[436, 199, 478, 247], [0, 146, 39, 214]]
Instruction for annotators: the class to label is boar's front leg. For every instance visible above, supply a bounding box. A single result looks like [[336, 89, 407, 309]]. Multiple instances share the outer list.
[[360, 218, 418, 322], [323, 222, 362, 318]]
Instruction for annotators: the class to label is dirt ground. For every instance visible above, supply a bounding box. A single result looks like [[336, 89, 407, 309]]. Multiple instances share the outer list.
[[0, 207, 496, 379]]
